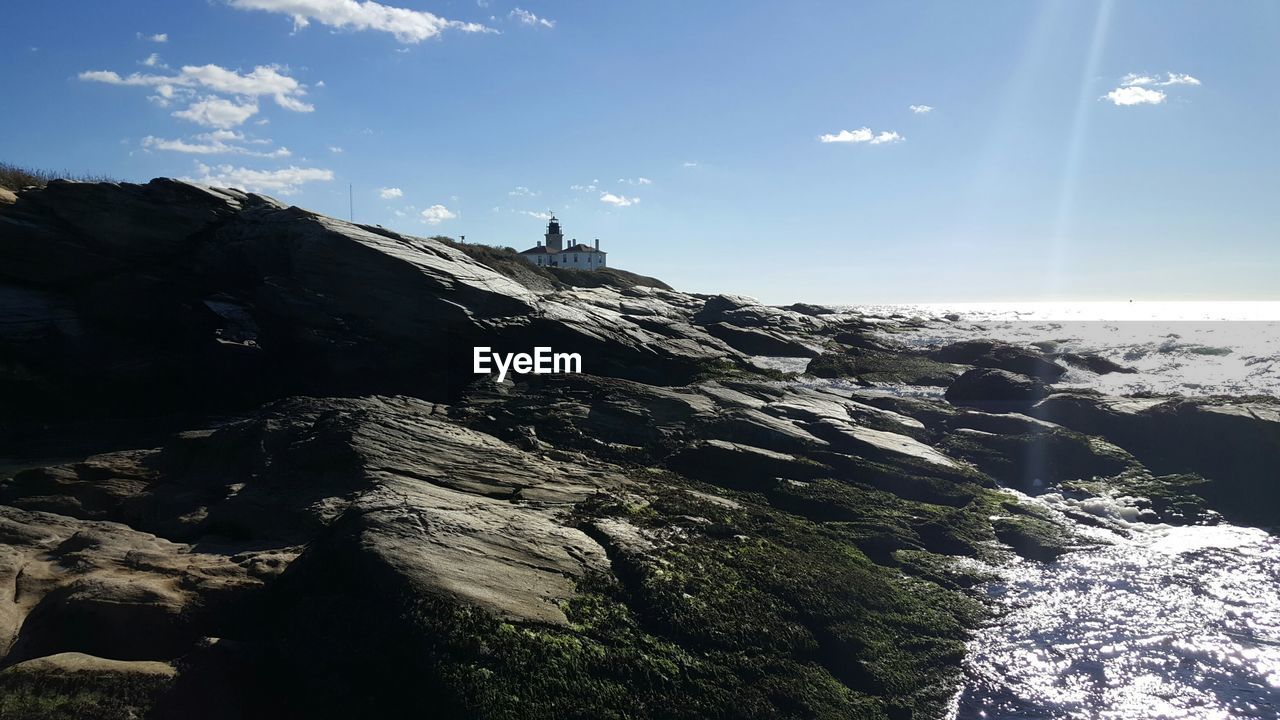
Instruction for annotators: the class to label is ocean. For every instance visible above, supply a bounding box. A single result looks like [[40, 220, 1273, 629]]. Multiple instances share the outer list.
[[853, 301, 1280, 398]]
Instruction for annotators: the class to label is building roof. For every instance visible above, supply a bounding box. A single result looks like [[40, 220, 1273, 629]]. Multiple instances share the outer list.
[[518, 243, 606, 255]]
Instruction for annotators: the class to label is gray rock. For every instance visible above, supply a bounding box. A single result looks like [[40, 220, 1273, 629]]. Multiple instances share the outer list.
[[1033, 392, 1280, 524], [703, 322, 822, 357], [668, 439, 827, 489], [1055, 352, 1138, 375], [945, 368, 1049, 412], [931, 339, 1067, 382], [0, 180, 744, 425], [694, 293, 826, 333]]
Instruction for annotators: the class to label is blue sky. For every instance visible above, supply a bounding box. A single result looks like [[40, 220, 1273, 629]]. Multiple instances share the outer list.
[[3, 1, 1277, 303]]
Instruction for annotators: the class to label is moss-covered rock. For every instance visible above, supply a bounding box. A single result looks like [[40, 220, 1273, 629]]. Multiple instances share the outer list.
[[0, 659, 172, 720], [939, 424, 1136, 489], [807, 347, 963, 386]]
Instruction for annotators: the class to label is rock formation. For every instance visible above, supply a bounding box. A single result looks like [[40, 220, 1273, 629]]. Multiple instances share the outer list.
[[1, 179, 1276, 719]]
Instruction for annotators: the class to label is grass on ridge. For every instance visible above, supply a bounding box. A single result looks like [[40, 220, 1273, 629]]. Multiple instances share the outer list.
[[0, 162, 116, 191]]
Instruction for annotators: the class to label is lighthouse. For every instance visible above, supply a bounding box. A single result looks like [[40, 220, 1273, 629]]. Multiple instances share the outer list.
[[518, 216, 608, 270]]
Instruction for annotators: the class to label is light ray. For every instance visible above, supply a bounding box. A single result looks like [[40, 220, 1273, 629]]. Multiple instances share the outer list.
[[1044, 0, 1114, 299]]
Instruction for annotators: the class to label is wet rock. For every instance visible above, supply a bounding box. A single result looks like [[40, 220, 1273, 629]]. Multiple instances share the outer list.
[[782, 302, 838, 316], [1055, 352, 1138, 375], [940, 418, 1136, 489], [1034, 392, 1280, 524], [991, 515, 1072, 562], [808, 347, 964, 386], [668, 439, 827, 489], [703, 322, 822, 357], [830, 330, 900, 352], [931, 340, 1067, 382], [945, 368, 1050, 412], [693, 293, 826, 333]]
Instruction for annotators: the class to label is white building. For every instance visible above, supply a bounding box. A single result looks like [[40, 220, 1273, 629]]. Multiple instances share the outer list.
[[518, 216, 607, 270]]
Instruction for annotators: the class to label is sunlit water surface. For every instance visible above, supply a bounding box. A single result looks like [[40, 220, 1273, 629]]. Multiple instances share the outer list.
[[848, 301, 1280, 398], [954, 501, 1280, 719]]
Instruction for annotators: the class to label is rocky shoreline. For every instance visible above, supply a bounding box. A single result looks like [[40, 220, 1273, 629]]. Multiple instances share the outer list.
[[1, 179, 1276, 719]]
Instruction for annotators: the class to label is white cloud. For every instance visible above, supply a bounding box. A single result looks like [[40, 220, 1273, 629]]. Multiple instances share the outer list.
[[819, 127, 903, 144], [183, 64, 314, 110], [617, 177, 652, 185], [1103, 86, 1166, 106], [420, 204, 457, 224], [1161, 72, 1201, 86], [79, 70, 126, 83], [314, 80, 326, 88], [379, 187, 403, 199], [328, 145, 343, 153], [909, 104, 934, 114], [78, 63, 314, 113], [227, 0, 496, 43], [508, 185, 539, 197], [599, 192, 638, 207], [519, 210, 552, 220], [1107, 72, 1200, 106], [142, 53, 166, 68], [1121, 72, 1201, 88], [510, 8, 554, 28], [173, 97, 261, 128], [142, 132, 290, 157], [138, 32, 168, 42], [184, 162, 334, 194], [682, 161, 698, 168]]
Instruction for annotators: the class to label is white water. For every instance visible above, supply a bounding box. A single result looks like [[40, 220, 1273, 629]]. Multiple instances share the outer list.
[[956, 495, 1280, 719], [832, 302, 1280, 719], [851, 301, 1280, 398]]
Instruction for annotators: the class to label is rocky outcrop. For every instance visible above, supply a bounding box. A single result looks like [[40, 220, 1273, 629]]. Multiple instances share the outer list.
[[0, 179, 746, 427], [703, 321, 822, 357], [1055, 352, 1138, 375], [1033, 392, 1280, 524], [693, 293, 827, 334], [808, 346, 964, 385], [1, 385, 1005, 718], [940, 411, 1137, 489], [931, 340, 1067, 381], [2, 178, 1276, 719], [945, 368, 1050, 412]]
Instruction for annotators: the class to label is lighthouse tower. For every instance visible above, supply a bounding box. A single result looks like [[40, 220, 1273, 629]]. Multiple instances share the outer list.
[[544, 216, 564, 252]]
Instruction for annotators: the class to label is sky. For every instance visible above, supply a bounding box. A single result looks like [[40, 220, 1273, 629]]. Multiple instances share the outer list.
[[2, 1, 1278, 304]]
